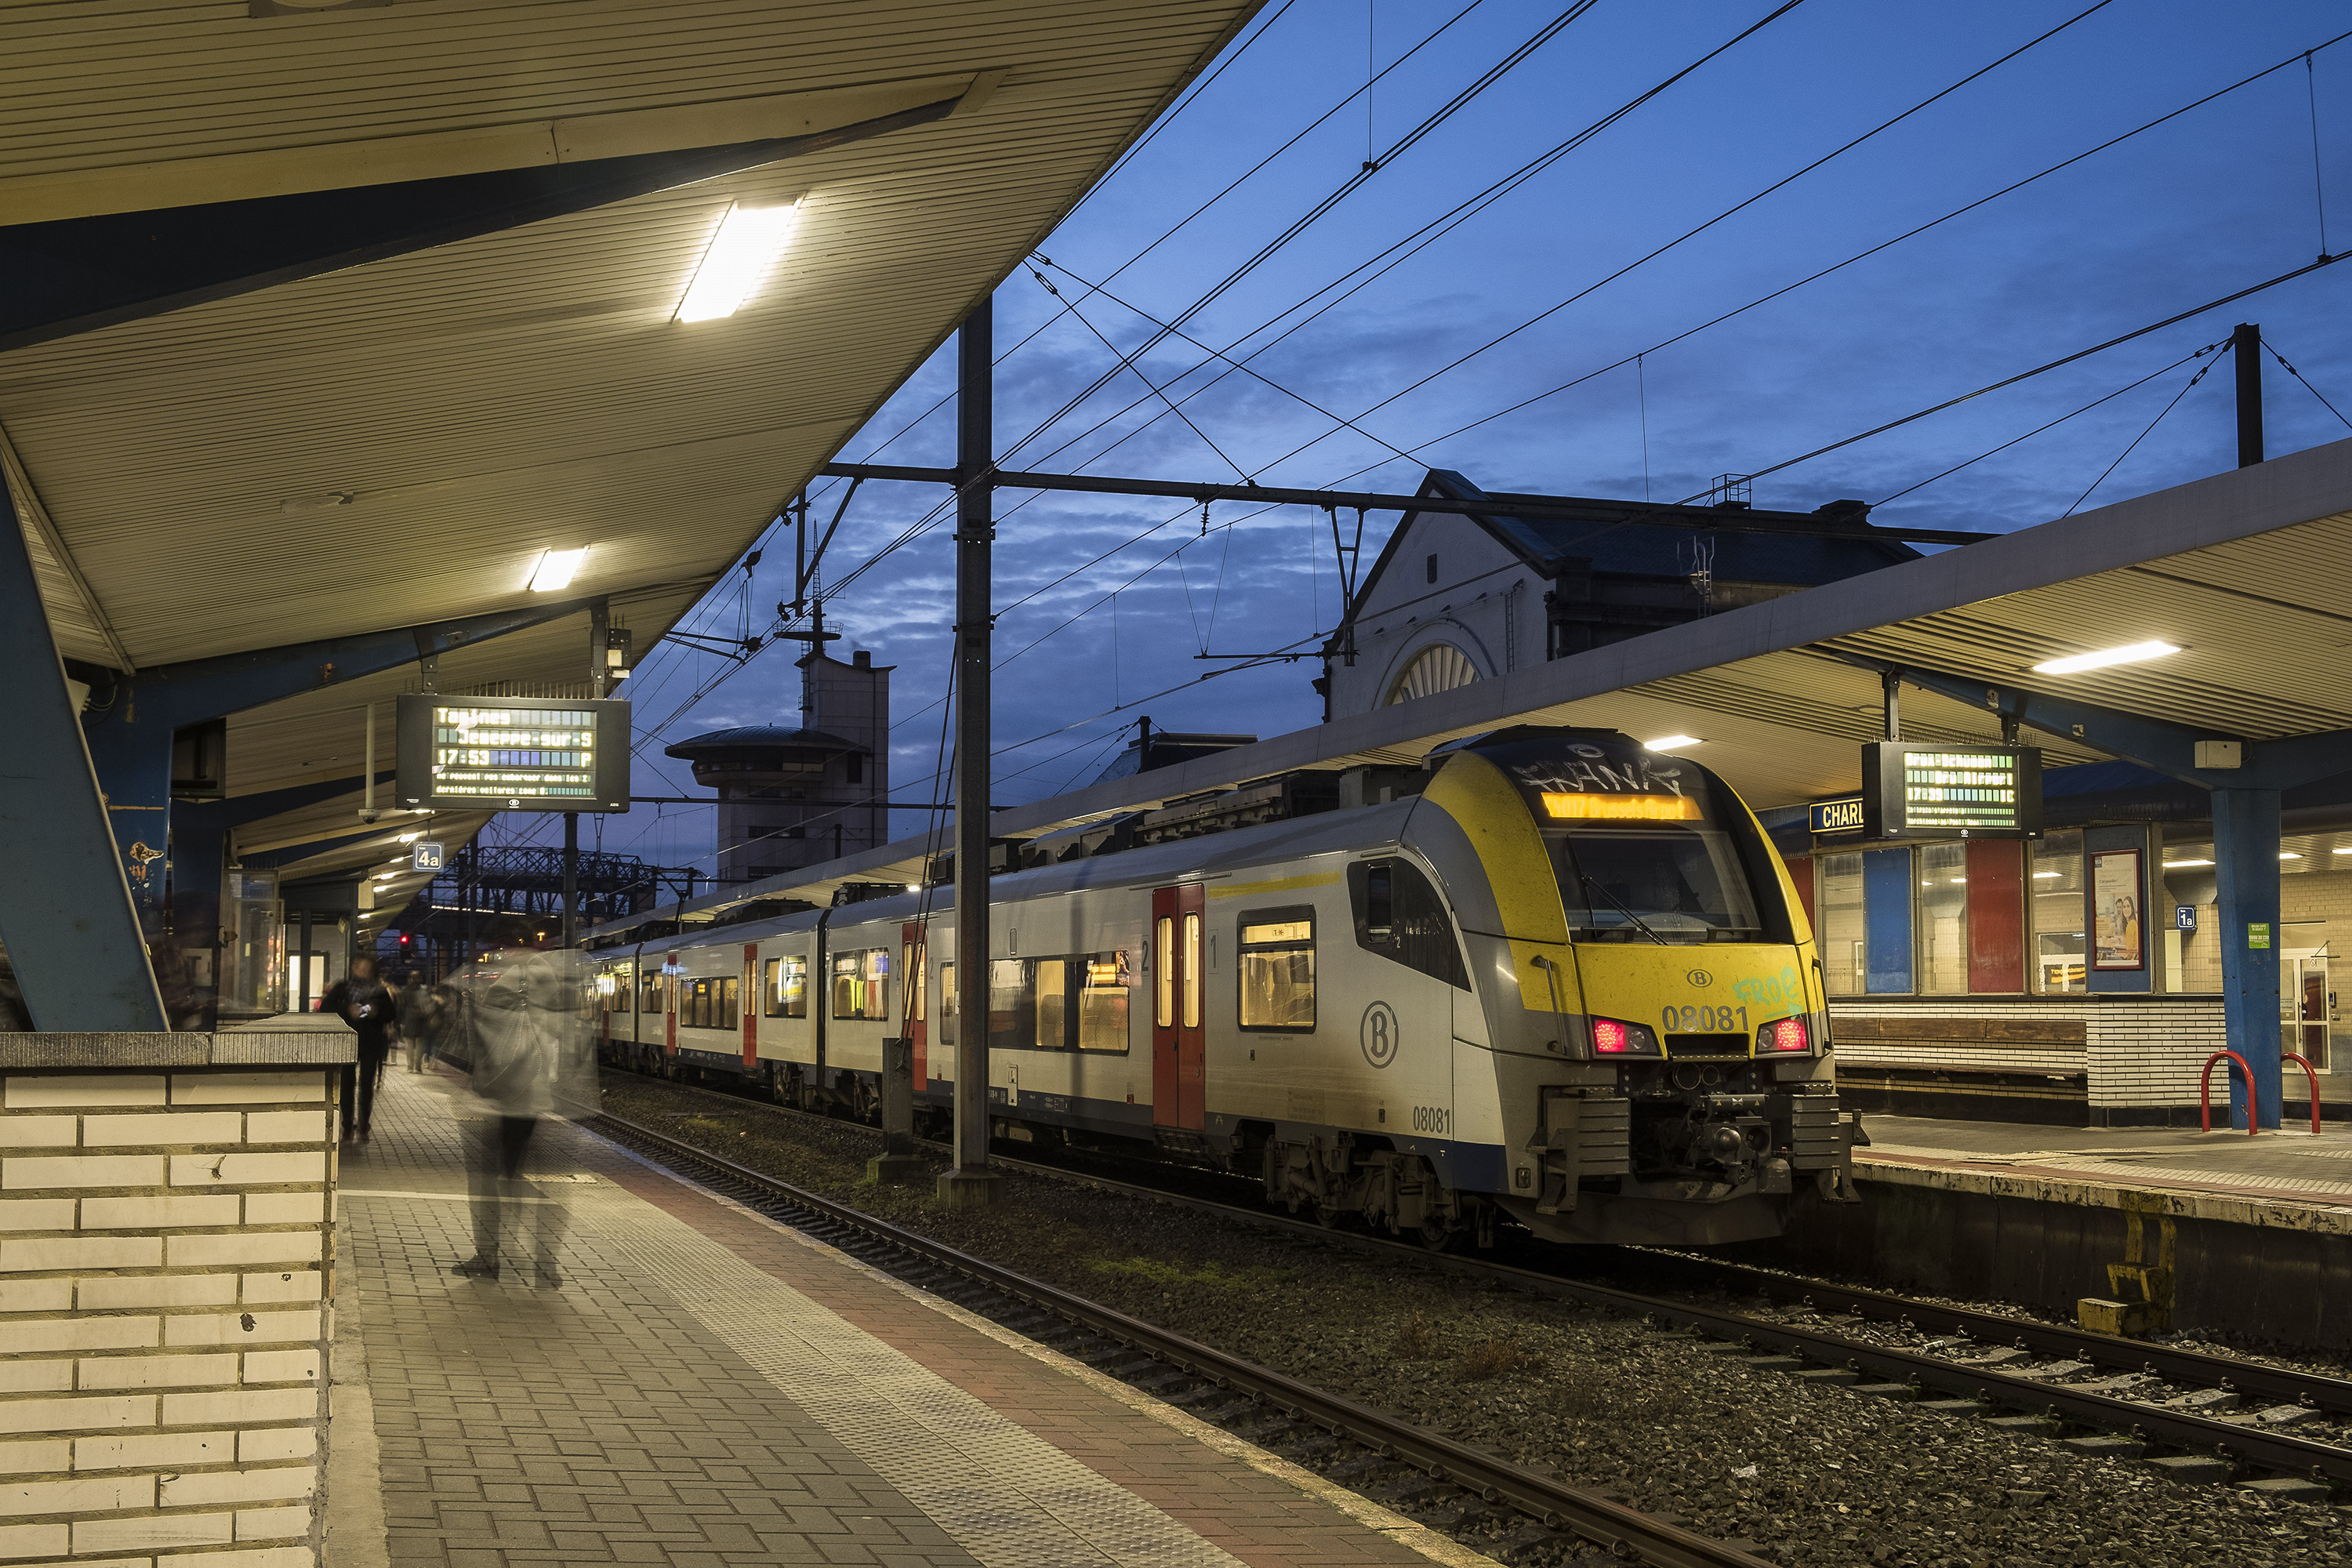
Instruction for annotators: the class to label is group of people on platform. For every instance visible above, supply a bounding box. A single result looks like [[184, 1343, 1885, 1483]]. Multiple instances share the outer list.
[[318, 959, 465, 1141], [318, 946, 597, 1287]]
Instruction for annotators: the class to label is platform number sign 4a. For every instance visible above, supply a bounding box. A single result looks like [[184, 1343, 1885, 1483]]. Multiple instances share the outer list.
[[412, 840, 446, 874], [1360, 1000, 1399, 1069]]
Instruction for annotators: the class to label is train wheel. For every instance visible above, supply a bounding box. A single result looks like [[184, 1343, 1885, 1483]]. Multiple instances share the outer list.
[[1312, 1201, 1351, 1230], [1415, 1214, 1462, 1252]]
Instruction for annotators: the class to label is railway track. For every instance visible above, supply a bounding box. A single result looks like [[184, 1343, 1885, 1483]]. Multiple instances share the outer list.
[[585, 1107, 1777, 1568], [592, 1071, 2352, 1501]]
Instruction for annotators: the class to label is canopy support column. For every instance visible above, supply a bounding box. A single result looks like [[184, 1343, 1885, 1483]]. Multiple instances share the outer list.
[[2212, 786, 2284, 1129], [942, 294, 1004, 1210]]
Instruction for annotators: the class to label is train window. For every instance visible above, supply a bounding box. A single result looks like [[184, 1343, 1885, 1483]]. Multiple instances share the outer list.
[[1237, 906, 1316, 1031], [640, 971, 664, 1014], [988, 958, 1035, 1051], [1078, 951, 1132, 1052], [1348, 860, 1469, 989], [1183, 913, 1203, 1029], [1036, 960, 1069, 1048], [833, 948, 891, 1021], [1155, 916, 1174, 1029], [684, 978, 709, 1029], [767, 954, 808, 1018], [905, 943, 926, 1022], [939, 961, 956, 1044]]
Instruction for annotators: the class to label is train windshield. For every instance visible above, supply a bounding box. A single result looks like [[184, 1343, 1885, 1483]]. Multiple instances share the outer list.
[[1477, 735, 1766, 942]]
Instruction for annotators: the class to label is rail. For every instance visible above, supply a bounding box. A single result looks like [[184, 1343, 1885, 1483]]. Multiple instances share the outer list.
[[584, 1112, 1771, 1568], [589, 1090, 2352, 1489]]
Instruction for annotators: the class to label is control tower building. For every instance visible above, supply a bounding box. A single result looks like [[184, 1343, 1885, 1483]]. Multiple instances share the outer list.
[[664, 647, 892, 884]]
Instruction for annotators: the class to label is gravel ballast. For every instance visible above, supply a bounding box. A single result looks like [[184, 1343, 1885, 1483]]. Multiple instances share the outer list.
[[594, 1073, 2352, 1567]]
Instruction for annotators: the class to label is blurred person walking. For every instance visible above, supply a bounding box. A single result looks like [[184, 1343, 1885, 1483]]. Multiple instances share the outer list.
[[449, 948, 597, 1286], [396, 971, 432, 1073], [321, 955, 394, 1142]]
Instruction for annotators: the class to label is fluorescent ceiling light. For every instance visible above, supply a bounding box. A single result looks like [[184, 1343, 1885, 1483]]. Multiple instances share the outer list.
[[676, 201, 801, 322], [2031, 640, 2181, 675], [2337, 847, 2352, 855], [2031, 871, 2061, 879], [397, 831, 423, 843], [1644, 735, 1699, 751], [2281, 851, 2303, 861], [525, 547, 586, 592], [2165, 858, 2214, 868]]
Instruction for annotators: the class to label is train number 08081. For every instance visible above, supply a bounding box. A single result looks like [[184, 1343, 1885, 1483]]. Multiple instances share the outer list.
[[1659, 1004, 1749, 1034], [1410, 1105, 1450, 1134]]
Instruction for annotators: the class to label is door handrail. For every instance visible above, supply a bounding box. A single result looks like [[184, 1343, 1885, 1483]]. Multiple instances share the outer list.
[[2200, 1049, 2257, 1136]]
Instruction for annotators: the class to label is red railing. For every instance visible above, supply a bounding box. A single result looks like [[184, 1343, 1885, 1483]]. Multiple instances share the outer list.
[[2200, 1050, 2257, 1137], [2284, 1052, 2324, 1134]]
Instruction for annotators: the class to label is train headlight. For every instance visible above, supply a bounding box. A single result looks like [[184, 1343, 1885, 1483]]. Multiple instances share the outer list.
[[1591, 1018, 1662, 1056], [1756, 1017, 1811, 1054]]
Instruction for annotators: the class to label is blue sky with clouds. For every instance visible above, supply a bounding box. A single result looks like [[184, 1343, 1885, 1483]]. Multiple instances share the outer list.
[[570, 0, 2352, 878]]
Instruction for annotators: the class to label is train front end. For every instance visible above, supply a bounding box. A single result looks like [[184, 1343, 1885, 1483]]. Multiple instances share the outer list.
[[1414, 728, 1859, 1247]]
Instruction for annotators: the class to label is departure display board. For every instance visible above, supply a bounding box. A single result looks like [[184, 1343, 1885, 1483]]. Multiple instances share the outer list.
[[396, 695, 631, 812], [1862, 742, 2041, 839]]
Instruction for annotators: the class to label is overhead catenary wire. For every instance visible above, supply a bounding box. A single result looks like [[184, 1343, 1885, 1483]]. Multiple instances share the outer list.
[[2060, 354, 2223, 518], [2263, 335, 2352, 430], [1875, 341, 2225, 506]]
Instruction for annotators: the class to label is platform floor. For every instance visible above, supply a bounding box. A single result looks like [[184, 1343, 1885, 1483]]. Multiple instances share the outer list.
[[1860, 1112, 2352, 1210], [325, 1069, 1483, 1568]]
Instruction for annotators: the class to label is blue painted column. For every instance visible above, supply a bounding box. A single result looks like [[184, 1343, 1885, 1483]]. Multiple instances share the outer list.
[[2212, 787, 2282, 1129], [1861, 847, 1915, 993], [80, 705, 174, 933], [0, 480, 168, 1029]]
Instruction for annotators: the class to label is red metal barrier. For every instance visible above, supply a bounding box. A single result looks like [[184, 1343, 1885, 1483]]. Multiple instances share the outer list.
[[2200, 1050, 2258, 1137], [2284, 1052, 2324, 1135]]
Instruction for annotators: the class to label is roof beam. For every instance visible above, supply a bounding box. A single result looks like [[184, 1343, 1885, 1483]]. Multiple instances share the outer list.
[[0, 93, 965, 354], [1850, 655, 2352, 790], [818, 463, 1997, 546]]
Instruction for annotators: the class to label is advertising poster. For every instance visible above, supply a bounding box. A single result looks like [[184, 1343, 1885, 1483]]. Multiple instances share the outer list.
[[2091, 849, 2145, 971]]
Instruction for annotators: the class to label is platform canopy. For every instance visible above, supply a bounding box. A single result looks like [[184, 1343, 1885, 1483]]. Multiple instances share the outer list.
[[1, 0, 1261, 923], [641, 434, 2352, 916]]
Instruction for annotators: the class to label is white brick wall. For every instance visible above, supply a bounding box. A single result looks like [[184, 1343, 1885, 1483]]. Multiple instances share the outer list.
[[1829, 996, 2231, 1108], [0, 1069, 334, 1568]]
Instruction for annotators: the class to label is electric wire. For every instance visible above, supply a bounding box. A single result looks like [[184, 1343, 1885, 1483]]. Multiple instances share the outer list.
[[2263, 335, 2352, 430], [2060, 354, 2222, 518], [1874, 341, 2223, 506]]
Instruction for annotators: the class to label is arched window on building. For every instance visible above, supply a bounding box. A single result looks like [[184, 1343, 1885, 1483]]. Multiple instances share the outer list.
[[1385, 643, 1479, 706]]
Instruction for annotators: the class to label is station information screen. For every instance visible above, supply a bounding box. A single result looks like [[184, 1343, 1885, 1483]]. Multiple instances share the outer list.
[[396, 695, 631, 812], [1861, 741, 2042, 839]]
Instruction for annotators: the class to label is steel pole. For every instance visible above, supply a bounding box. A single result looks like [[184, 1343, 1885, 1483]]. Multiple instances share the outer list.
[[561, 813, 579, 948], [2234, 322, 2264, 467], [943, 296, 1004, 1207]]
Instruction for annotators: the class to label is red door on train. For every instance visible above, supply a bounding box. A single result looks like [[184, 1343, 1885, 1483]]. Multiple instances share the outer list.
[[902, 920, 928, 1088], [1151, 884, 1206, 1131]]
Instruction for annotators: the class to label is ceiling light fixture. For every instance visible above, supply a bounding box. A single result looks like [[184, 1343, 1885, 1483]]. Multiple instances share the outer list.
[[2031, 871, 2062, 879], [396, 831, 423, 844], [2031, 640, 2181, 675], [1644, 735, 1699, 751], [525, 547, 587, 593], [2281, 851, 2303, 861], [676, 201, 802, 322], [2165, 858, 2214, 869]]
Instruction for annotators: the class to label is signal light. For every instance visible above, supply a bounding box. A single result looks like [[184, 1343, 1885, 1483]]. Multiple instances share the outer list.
[[1757, 1017, 1809, 1053], [1591, 1018, 1661, 1056]]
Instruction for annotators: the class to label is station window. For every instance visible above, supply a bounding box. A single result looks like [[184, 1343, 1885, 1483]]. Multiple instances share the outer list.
[[1817, 853, 1865, 996], [1238, 906, 1315, 1031], [2031, 830, 2086, 993], [1916, 840, 1969, 995], [765, 953, 808, 1018], [832, 948, 891, 1021], [1348, 858, 1468, 989]]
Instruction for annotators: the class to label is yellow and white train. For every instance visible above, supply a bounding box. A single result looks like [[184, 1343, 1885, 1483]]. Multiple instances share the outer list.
[[590, 727, 1859, 1247]]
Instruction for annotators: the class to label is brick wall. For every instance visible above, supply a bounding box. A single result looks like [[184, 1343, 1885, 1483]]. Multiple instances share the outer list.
[[1828, 996, 2228, 1108], [0, 1069, 335, 1568]]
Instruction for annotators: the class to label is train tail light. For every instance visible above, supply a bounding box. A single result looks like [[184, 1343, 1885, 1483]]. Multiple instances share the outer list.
[[1757, 1016, 1811, 1054], [1591, 1018, 1662, 1056]]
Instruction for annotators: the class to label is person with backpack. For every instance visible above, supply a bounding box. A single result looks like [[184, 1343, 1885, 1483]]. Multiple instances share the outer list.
[[320, 955, 395, 1142]]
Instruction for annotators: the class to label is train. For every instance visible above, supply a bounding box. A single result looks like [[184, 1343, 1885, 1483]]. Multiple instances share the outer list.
[[579, 726, 1860, 1247]]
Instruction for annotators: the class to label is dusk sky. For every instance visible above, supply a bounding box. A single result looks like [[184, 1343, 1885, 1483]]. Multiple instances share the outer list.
[[554, 0, 2352, 878]]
